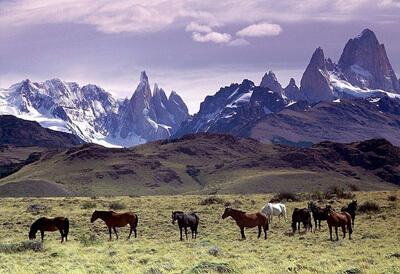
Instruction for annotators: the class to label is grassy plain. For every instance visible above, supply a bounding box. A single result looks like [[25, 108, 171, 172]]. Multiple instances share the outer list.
[[0, 191, 399, 273]]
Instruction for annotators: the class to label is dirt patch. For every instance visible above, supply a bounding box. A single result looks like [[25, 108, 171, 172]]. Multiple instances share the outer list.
[[0, 180, 73, 197]]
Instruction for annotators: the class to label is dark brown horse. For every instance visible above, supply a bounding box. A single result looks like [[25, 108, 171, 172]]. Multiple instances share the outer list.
[[222, 208, 268, 239], [326, 205, 353, 241], [91, 210, 138, 240], [292, 208, 312, 234], [29, 217, 69, 242], [172, 211, 199, 240], [341, 200, 357, 226], [308, 201, 329, 232]]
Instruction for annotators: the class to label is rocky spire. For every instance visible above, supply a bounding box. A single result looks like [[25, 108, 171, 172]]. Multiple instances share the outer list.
[[300, 47, 334, 102], [338, 29, 399, 93], [284, 78, 304, 101], [260, 70, 284, 95]]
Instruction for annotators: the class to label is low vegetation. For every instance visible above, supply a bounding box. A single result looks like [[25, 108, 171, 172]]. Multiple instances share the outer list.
[[358, 201, 381, 214], [0, 191, 399, 273]]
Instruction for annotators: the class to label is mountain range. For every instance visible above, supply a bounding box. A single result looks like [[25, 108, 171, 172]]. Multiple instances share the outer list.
[[0, 71, 189, 147], [1, 28, 400, 148]]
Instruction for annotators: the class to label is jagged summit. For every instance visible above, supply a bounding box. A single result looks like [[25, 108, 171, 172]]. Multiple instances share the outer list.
[[260, 70, 284, 95], [140, 70, 149, 83]]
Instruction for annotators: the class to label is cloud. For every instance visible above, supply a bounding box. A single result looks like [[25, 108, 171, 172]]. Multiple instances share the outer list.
[[237, 23, 282, 37], [0, 0, 399, 34], [185, 22, 212, 33], [192, 32, 232, 43], [228, 38, 250, 46]]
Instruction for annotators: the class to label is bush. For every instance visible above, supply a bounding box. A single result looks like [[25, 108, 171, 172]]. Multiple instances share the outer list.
[[190, 262, 233, 273], [358, 201, 381, 214], [199, 196, 224, 206], [81, 201, 96, 209], [388, 195, 397, 202], [0, 241, 44, 253], [26, 204, 49, 215], [224, 199, 242, 208], [271, 192, 301, 202], [109, 201, 126, 210], [348, 184, 360, 191], [325, 186, 355, 199]]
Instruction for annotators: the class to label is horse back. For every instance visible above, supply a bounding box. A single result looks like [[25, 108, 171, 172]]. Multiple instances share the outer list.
[[108, 212, 137, 226]]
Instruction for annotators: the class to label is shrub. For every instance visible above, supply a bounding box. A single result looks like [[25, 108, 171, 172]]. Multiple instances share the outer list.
[[0, 241, 44, 253], [271, 192, 301, 202], [325, 186, 355, 199], [109, 201, 126, 210], [81, 201, 96, 209], [348, 184, 360, 191], [224, 199, 242, 208], [358, 201, 381, 214], [388, 195, 397, 202], [190, 262, 233, 273], [26, 204, 49, 215], [199, 196, 224, 206]]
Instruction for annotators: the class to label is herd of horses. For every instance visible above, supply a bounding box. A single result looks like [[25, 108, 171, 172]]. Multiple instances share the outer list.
[[28, 199, 358, 243]]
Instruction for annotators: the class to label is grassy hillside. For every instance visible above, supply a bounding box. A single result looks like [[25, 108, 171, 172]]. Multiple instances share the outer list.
[[0, 191, 399, 273], [0, 134, 398, 196]]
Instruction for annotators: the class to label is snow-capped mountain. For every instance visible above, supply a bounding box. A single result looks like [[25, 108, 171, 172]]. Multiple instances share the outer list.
[[174, 29, 400, 146], [0, 72, 189, 147]]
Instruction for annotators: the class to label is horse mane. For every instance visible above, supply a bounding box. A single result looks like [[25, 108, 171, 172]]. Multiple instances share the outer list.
[[172, 211, 184, 214], [228, 208, 246, 214]]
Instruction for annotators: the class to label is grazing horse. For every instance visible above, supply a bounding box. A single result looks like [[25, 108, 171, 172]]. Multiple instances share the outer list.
[[261, 202, 287, 224], [222, 208, 268, 240], [341, 200, 357, 226], [29, 217, 69, 243], [308, 201, 329, 232], [326, 205, 353, 241], [91, 210, 138, 240], [291, 208, 312, 234], [171, 211, 199, 241]]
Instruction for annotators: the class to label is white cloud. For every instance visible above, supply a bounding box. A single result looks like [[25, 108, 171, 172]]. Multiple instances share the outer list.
[[185, 22, 212, 33], [0, 0, 399, 34], [192, 32, 232, 43], [228, 38, 250, 46], [237, 23, 282, 37]]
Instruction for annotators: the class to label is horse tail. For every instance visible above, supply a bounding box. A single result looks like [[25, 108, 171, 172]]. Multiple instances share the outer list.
[[346, 213, 353, 234], [64, 218, 69, 236], [134, 214, 139, 228]]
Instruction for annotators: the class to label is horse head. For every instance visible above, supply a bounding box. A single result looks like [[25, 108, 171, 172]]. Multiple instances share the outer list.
[[350, 200, 358, 210], [171, 211, 183, 224], [28, 225, 36, 240], [222, 208, 231, 219], [91, 210, 99, 223]]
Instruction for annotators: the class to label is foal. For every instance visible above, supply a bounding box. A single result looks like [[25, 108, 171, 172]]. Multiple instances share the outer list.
[[326, 206, 353, 241], [171, 211, 199, 241], [29, 217, 69, 243], [222, 208, 268, 240], [91, 210, 138, 240]]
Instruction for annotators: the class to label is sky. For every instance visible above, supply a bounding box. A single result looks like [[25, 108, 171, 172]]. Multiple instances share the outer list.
[[0, 0, 399, 113]]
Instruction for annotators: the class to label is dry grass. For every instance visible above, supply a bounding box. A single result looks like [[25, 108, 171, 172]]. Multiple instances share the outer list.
[[0, 191, 399, 273]]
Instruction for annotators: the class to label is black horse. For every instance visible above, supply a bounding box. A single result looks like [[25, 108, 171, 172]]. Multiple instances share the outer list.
[[308, 201, 329, 232], [171, 211, 199, 240], [292, 208, 312, 234], [341, 200, 357, 226], [29, 217, 69, 243]]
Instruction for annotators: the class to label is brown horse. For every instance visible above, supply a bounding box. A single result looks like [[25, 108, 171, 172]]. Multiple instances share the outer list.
[[222, 208, 268, 239], [326, 206, 353, 241], [91, 210, 138, 240], [29, 217, 69, 243]]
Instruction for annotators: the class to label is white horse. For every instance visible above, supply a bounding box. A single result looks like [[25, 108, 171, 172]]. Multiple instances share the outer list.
[[261, 202, 287, 223]]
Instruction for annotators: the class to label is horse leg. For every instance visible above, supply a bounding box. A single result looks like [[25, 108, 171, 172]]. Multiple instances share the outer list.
[[240, 227, 246, 240], [59, 229, 64, 243], [318, 220, 321, 231], [342, 225, 346, 239], [329, 225, 333, 241], [335, 226, 339, 241], [128, 225, 133, 240], [179, 226, 183, 241], [263, 224, 268, 239], [113, 227, 118, 239], [184, 227, 188, 240], [40, 230, 44, 242], [257, 225, 261, 239], [108, 227, 112, 241]]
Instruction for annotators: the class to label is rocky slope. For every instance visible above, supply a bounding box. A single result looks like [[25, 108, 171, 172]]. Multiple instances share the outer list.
[[0, 134, 398, 196], [0, 72, 189, 147]]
